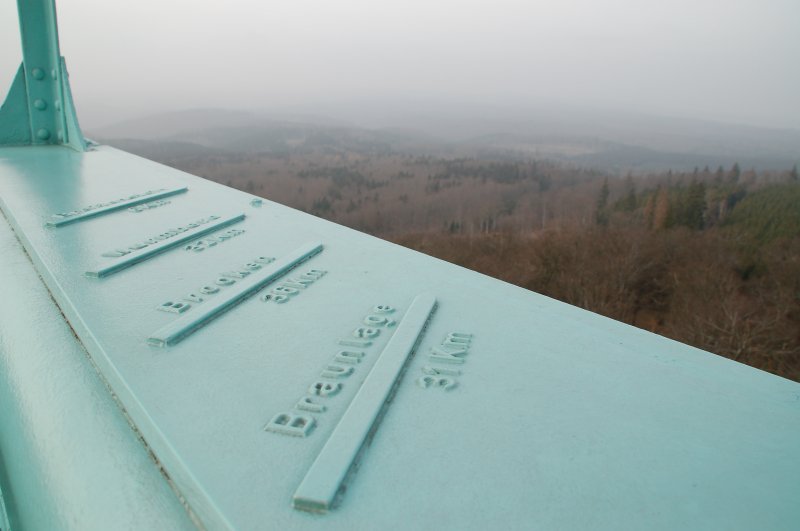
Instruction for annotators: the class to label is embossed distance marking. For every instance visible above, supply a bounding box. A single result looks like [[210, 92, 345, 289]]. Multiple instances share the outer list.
[[183, 229, 245, 252], [417, 332, 473, 391], [156, 256, 276, 314], [86, 214, 245, 278], [265, 304, 398, 438], [46, 186, 187, 227], [292, 294, 437, 514], [128, 199, 171, 213], [100, 215, 230, 257], [148, 242, 323, 346], [260, 269, 327, 304]]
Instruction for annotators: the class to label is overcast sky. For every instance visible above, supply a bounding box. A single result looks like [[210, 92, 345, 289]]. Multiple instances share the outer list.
[[1, 0, 799, 129]]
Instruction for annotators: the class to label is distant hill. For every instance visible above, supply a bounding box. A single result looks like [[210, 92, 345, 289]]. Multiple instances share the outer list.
[[88, 109, 349, 140], [91, 107, 800, 172]]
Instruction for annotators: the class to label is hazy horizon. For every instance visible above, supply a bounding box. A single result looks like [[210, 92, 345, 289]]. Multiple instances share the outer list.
[[2, 0, 799, 132]]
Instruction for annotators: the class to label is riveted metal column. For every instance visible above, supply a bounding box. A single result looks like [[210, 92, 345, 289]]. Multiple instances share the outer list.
[[1, 0, 87, 150], [17, 0, 65, 145]]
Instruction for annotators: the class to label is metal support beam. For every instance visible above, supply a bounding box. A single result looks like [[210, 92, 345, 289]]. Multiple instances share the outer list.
[[0, 0, 86, 151]]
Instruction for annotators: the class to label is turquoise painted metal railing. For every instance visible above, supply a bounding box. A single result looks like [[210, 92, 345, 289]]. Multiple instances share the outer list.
[[0, 0, 85, 150], [1, 1, 799, 530]]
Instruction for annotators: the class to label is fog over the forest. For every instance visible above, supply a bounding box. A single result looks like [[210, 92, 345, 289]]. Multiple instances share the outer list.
[[1, 0, 799, 131]]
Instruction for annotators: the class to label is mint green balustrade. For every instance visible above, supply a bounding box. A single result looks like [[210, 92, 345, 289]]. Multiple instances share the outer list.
[[0, 1, 798, 530], [0, 0, 86, 150]]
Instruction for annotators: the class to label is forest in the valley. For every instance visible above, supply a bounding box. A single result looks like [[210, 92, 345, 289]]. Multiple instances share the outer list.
[[108, 135, 800, 382]]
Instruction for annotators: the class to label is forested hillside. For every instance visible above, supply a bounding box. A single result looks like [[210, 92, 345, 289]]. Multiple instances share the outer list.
[[107, 135, 800, 381]]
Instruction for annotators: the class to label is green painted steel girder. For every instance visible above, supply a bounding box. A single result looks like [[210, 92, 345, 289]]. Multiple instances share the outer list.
[[0, 0, 86, 151], [0, 1, 799, 530]]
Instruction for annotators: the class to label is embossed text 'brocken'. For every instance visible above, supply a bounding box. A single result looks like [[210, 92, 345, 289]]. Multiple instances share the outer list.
[[148, 242, 323, 347]]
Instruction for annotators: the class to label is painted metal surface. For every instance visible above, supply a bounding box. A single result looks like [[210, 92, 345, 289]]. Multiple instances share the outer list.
[[0, 213, 196, 531], [1, 0, 800, 529], [0, 144, 799, 530], [292, 294, 437, 513], [46, 185, 188, 227], [0, 0, 86, 150]]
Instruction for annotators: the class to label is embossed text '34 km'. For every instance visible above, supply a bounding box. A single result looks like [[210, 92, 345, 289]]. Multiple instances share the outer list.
[[148, 242, 323, 347]]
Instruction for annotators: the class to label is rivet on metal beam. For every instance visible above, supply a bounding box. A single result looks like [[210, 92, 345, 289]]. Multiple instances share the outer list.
[[33, 99, 47, 110], [31, 67, 45, 80], [36, 128, 51, 140]]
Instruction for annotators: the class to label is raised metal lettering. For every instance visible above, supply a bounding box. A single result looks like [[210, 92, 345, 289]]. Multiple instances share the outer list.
[[265, 413, 315, 437], [47, 186, 188, 227], [292, 294, 437, 513], [148, 242, 323, 346]]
